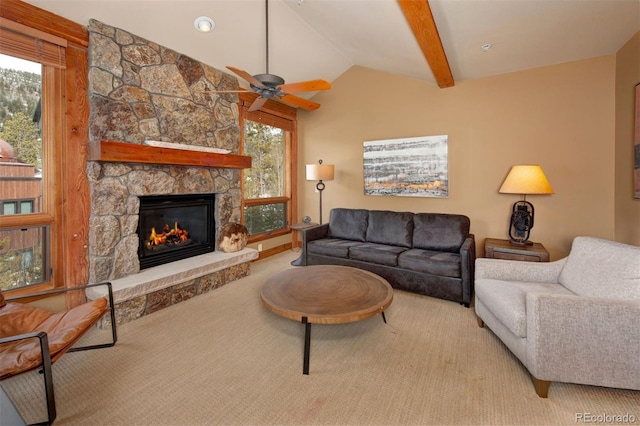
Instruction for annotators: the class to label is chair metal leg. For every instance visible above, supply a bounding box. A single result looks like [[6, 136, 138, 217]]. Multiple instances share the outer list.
[[68, 284, 118, 352], [37, 332, 56, 425]]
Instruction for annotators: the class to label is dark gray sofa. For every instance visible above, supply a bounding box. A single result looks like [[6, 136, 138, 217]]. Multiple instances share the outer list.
[[296, 208, 476, 307]]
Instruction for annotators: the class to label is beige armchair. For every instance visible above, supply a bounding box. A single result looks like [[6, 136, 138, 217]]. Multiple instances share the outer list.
[[475, 236, 640, 397]]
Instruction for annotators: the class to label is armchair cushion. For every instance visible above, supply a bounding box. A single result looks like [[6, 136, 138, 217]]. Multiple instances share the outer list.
[[559, 236, 640, 300], [475, 280, 573, 338]]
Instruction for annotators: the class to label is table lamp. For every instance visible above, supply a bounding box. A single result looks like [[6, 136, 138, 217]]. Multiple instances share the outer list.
[[499, 165, 554, 245], [306, 159, 334, 224]]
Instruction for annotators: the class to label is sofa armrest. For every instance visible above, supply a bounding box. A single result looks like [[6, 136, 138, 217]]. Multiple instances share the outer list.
[[459, 235, 476, 306], [525, 293, 640, 388], [294, 224, 330, 266], [303, 223, 329, 243], [475, 257, 566, 283]]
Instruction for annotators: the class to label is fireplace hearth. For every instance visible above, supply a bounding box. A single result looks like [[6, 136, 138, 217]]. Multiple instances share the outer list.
[[137, 194, 215, 269]]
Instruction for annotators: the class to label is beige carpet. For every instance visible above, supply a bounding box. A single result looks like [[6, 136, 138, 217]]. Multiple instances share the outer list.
[[3, 251, 639, 425]]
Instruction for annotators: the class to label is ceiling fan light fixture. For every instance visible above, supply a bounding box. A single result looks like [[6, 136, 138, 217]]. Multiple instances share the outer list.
[[194, 16, 215, 33]]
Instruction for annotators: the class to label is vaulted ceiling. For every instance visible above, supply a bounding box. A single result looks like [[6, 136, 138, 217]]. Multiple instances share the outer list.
[[24, 0, 640, 93]]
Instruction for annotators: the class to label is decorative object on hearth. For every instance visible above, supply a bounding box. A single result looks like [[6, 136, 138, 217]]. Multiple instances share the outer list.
[[306, 159, 334, 224], [499, 165, 554, 246], [219, 223, 248, 253], [202, 0, 330, 112]]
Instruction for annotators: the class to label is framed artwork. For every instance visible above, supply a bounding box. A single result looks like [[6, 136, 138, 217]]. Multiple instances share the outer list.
[[363, 135, 448, 198], [635, 83, 640, 199]]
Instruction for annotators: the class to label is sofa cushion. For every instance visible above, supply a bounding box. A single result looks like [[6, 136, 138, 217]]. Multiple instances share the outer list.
[[365, 210, 414, 248], [307, 238, 364, 258], [559, 236, 640, 301], [398, 249, 462, 278], [327, 208, 369, 242], [349, 243, 407, 266], [412, 213, 470, 252], [475, 279, 574, 338]]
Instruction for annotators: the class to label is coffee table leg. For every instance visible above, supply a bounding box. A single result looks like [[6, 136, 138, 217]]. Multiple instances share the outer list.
[[382, 311, 387, 324], [302, 316, 311, 375]]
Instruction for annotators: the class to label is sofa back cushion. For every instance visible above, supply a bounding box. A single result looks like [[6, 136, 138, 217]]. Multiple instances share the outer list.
[[327, 208, 369, 242], [365, 210, 414, 247], [412, 213, 470, 253], [559, 236, 640, 300]]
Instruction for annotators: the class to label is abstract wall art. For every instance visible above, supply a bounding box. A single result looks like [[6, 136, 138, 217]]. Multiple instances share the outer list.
[[363, 135, 448, 198]]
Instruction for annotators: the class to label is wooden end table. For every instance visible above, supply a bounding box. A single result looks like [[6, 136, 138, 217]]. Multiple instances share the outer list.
[[484, 238, 550, 262], [261, 265, 393, 374]]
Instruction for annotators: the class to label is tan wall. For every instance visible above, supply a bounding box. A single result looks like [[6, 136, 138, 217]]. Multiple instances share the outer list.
[[296, 56, 618, 260], [614, 31, 640, 245]]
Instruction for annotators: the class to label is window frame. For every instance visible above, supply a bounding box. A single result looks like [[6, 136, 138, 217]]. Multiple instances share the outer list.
[[239, 92, 298, 244], [0, 1, 89, 304], [0, 54, 62, 293]]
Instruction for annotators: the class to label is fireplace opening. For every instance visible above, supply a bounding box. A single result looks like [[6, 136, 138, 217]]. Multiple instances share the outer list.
[[137, 193, 215, 269]]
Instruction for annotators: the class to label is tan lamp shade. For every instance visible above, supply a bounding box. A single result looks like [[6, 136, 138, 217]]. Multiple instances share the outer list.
[[499, 165, 554, 195], [306, 164, 335, 181]]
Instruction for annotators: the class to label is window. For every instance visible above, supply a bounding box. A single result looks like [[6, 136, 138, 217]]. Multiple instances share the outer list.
[[239, 94, 297, 242], [1, 199, 35, 215], [0, 22, 65, 292]]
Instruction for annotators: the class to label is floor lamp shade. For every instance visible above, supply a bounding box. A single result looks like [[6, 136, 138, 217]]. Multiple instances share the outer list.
[[306, 160, 334, 224], [499, 165, 554, 245], [306, 164, 335, 182]]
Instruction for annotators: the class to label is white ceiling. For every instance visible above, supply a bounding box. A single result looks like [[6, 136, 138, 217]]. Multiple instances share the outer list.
[[25, 0, 640, 90]]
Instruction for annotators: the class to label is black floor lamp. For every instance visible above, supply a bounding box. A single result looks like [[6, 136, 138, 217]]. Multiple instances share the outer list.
[[306, 159, 334, 224]]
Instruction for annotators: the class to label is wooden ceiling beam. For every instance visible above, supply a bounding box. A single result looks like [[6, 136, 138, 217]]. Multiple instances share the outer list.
[[397, 0, 454, 88]]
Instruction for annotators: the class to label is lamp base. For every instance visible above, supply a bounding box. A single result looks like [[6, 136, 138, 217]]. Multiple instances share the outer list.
[[509, 238, 533, 246]]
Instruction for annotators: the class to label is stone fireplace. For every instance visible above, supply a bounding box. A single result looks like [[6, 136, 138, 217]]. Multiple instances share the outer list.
[[85, 20, 257, 324]]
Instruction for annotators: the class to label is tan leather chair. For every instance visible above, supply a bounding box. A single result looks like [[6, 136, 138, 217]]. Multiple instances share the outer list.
[[0, 283, 117, 424]]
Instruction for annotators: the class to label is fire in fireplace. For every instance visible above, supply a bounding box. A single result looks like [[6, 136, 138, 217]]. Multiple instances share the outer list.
[[137, 193, 215, 269]]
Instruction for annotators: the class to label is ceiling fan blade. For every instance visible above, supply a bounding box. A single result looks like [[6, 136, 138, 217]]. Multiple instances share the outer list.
[[226, 66, 266, 89], [278, 79, 331, 93], [280, 93, 321, 111], [248, 96, 269, 112]]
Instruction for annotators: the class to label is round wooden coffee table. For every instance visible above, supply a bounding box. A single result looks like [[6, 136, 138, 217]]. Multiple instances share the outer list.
[[260, 265, 393, 374]]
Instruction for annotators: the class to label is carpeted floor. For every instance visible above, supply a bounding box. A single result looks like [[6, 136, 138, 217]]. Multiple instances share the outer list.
[[2, 250, 639, 425]]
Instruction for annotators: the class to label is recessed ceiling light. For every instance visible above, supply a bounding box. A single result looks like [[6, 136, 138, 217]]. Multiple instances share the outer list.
[[194, 16, 215, 33], [481, 43, 492, 52]]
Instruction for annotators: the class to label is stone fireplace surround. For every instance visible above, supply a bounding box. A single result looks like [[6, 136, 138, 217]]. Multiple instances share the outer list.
[[85, 20, 258, 324]]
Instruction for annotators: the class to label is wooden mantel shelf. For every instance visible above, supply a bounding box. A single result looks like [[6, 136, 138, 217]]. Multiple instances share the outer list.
[[89, 140, 252, 169]]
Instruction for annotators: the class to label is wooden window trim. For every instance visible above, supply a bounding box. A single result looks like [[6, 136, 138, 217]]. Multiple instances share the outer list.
[[239, 93, 298, 244], [0, 0, 89, 307]]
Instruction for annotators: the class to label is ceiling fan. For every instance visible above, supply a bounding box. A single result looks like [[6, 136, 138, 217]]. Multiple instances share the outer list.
[[211, 0, 331, 112]]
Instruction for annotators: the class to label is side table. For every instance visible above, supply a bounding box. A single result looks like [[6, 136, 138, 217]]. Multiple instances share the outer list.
[[484, 238, 549, 262], [290, 222, 318, 251]]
